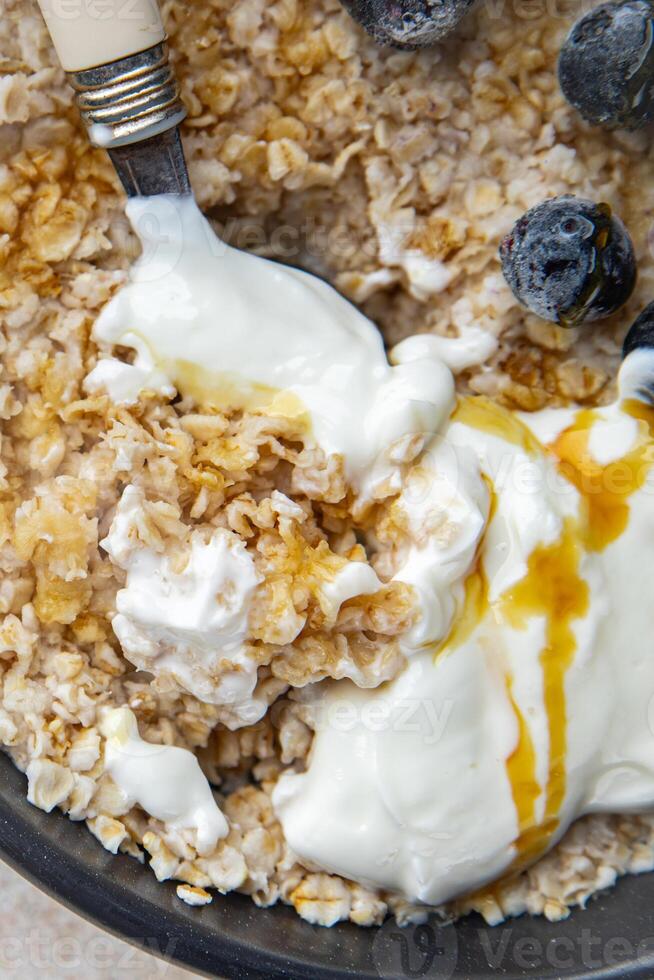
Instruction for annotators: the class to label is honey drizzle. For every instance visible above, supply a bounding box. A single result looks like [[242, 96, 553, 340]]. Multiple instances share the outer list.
[[550, 400, 654, 552], [449, 400, 590, 867], [433, 561, 488, 659], [504, 677, 540, 859], [452, 396, 542, 456], [432, 481, 496, 660], [499, 518, 589, 862], [451, 396, 654, 913], [463, 521, 589, 911], [131, 334, 312, 428], [435, 404, 586, 862]]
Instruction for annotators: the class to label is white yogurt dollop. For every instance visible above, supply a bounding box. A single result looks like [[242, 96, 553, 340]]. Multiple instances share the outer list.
[[87, 194, 654, 910], [274, 395, 654, 906], [100, 707, 228, 855], [101, 485, 263, 722], [89, 194, 491, 708], [91, 195, 455, 504], [84, 356, 174, 405]]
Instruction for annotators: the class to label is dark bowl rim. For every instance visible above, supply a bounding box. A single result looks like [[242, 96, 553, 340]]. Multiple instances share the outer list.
[[4, 751, 654, 980]]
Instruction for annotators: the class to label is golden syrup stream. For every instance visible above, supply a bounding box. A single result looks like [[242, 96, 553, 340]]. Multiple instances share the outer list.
[[433, 562, 488, 658], [459, 519, 589, 911], [454, 396, 654, 913], [432, 483, 496, 660], [498, 518, 589, 860], [129, 332, 312, 428], [434, 400, 563, 861], [452, 396, 543, 456], [449, 398, 592, 906], [173, 358, 310, 422], [504, 677, 540, 859], [550, 399, 654, 552]]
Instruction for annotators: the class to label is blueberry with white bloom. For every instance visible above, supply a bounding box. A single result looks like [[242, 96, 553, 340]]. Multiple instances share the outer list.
[[499, 196, 636, 327], [337, 0, 477, 47], [620, 303, 654, 404], [623, 302, 654, 358], [558, 0, 654, 130]]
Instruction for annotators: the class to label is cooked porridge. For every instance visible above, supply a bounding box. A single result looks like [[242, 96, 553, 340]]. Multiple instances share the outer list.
[[2, 0, 654, 929]]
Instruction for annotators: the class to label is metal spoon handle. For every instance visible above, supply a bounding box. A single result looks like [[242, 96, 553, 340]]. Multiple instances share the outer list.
[[35, 0, 190, 196]]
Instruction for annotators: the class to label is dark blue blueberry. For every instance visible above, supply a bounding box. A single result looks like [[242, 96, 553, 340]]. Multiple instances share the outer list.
[[499, 196, 636, 327], [623, 301, 654, 358], [621, 304, 654, 403], [558, 0, 654, 130], [337, 0, 477, 47]]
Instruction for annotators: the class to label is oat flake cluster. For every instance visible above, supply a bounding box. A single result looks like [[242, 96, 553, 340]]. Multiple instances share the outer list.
[[2, 0, 654, 927]]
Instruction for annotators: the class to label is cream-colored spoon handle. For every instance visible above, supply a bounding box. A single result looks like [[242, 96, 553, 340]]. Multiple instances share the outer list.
[[35, 0, 165, 72], [33, 0, 186, 153]]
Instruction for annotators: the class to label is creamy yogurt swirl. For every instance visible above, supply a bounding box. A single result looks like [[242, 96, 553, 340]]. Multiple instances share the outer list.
[[88, 195, 494, 708], [275, 393, 654, 906], [86, 194, 456, 504], [100, 706, 227, 855], [86, 194, 654, 909]]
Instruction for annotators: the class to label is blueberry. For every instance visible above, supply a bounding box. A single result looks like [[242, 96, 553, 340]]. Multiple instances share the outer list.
[[623, 301, 654, 358], [337, 0, 477, 48], [558, 0, 654, 130], [499, 196, 636, 327], [620, 303, 654, 403]]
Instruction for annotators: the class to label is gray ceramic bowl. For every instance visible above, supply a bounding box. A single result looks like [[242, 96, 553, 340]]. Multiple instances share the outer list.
[[2, 751, 654, 979]]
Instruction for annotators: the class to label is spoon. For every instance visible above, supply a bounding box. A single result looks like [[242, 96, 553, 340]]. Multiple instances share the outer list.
[[35, 0, 190, 197]]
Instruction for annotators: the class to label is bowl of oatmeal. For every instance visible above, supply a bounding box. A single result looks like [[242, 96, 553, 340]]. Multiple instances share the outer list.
[[4, 0, 654, 975]]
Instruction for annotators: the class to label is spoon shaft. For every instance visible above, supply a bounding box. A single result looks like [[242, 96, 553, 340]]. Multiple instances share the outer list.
[[108, 128, 191, 197]]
